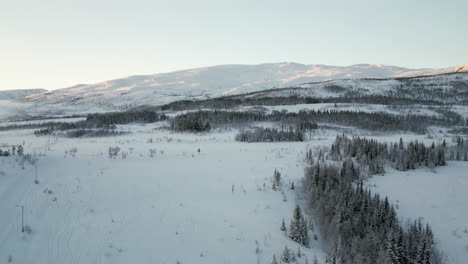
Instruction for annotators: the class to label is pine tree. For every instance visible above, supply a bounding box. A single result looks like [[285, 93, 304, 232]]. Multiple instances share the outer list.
[[415, 238, 432, 264], [385, 230, 398, 263], [425, 148, 436, 168], [301, 216, 310, 247], [274, 169, 281, 188], [282, 246, 292, 263], [204, 121, 211, 131], [308, 219, 314, 231], [281, 218, 287, 232], [329, 236, 345, 264], [436, 149, 446, 166]]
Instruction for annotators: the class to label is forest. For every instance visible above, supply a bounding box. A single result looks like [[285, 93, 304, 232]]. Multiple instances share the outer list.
[[300, 136, 457, 264]]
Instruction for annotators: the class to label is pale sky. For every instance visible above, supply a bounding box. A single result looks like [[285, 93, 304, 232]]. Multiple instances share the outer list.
[[1, 0, 467, 90]]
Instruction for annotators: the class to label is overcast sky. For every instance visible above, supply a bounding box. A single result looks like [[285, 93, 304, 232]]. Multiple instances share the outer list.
[[1, 0, 467, 90]]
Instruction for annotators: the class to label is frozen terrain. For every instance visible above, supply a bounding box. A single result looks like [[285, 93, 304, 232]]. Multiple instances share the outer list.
[[0, 125, 328, 264], [0, 61, 466, 263], [0, 114, 466, 263]]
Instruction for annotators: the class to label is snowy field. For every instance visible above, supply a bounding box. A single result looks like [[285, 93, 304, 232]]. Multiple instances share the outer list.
[[0, 125, 328, 264], [367, 163, 468, 264], [0, 118, 466, 263]]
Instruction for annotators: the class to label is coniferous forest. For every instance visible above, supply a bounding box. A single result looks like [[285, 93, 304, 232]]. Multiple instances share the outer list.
[[302, 137, 449, 264]]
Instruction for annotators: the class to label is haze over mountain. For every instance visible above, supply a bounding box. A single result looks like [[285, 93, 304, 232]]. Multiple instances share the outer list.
[[16, 62, 468, 113]]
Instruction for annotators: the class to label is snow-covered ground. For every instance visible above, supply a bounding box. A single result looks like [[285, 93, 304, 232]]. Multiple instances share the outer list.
[[0, 125, 328, 264], [0, 117, 466, 263], [367, 163, 468, 264]]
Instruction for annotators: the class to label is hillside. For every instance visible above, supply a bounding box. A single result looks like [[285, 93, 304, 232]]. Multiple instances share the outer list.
[[228, 72, 468, 104], [19, 63, 467, 114]]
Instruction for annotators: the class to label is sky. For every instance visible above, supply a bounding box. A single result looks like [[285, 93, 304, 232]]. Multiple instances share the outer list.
[[1, 0, 467, 91]]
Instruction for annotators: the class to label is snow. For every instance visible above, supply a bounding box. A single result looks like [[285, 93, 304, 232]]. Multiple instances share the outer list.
[[0, 99, 466, 263], [0, 126, 327, 264], [367, 163, 468, 264]]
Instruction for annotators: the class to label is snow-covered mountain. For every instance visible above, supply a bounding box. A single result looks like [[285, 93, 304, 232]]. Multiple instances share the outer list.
[[19, 62, 468, 113], [0, 89, 47, 100]]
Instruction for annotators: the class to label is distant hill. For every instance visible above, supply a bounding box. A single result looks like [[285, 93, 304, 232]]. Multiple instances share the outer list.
[[0, 89, 47, 100]]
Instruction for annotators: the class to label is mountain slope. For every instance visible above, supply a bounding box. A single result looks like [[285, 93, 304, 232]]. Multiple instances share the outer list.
[[20, 62, 468, 114], [0, 89, 47, 100]]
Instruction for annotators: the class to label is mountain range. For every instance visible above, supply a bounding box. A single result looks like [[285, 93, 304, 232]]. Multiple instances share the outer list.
[[8, 62, 468, 114]]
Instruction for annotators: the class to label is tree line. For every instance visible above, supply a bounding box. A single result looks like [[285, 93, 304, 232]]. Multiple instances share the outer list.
[[170, 109, 462, 134], [159, 96, 320, 111], [158, 91, 461, 113], [34, 110, 166, 137]]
